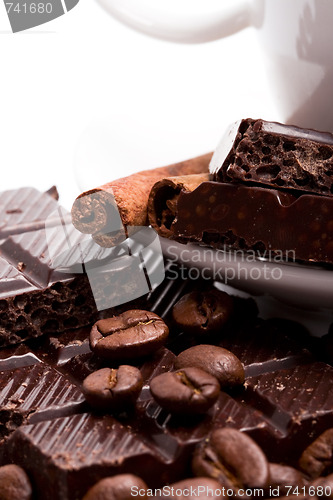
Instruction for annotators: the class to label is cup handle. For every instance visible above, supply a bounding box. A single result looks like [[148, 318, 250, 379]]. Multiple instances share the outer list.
[[96, 0, 252, 43]]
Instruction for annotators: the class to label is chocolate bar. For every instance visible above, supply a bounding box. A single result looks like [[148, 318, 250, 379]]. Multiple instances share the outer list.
[[0, 264, 333, 499], [165, 181, 333, 264], [0, 187, 99, 346], [148, 123, 333, 264], [210, 118, 333, 196]]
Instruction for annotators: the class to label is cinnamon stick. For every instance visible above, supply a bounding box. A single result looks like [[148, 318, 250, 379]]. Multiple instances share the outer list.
[[71, 153, 212, 247], [148, 173, 210, 238]]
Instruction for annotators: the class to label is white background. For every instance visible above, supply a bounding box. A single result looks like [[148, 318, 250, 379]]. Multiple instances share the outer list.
[[0, 0, 279, 210]]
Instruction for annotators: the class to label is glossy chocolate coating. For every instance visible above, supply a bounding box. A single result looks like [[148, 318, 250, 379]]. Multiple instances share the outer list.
[[171, 181, 333, 263]]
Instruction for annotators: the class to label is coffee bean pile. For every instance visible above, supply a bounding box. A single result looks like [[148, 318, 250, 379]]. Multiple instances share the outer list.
[[2, 286, 333, 499]]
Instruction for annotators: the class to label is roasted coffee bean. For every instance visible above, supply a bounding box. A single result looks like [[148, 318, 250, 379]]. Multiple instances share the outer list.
[[82, 474, 147, 500], [299, 428, 333, 478], [175, 345, 244, 387], [267, 463, 306, 496], [172, 289, 233, 336], [311, 473, 333, 498], [150, 367, 220, 414], [0, 464, 32, 500], [192, 428, 269, 495], [90, 310, 169, 360], [82, 366, 143, 410], [159, 477, 227, 499]]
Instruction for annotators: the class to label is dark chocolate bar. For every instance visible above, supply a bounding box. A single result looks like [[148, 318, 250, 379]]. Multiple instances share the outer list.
[[169, 181, 333, 264], [210, 118, 333, 196], [0, 187, 98, 346], [0, 265, 333, 499]]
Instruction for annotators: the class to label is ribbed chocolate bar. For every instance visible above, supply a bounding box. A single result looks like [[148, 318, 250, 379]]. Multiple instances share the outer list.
[[3, 413, 164, 499], [0, 187, 97, 346], [0, 362, 85, 442], [170, 181, 333, 263], [210, 118, 333, 196]]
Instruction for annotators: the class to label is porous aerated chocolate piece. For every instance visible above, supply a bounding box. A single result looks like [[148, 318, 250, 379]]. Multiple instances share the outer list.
[[211, 118, 333, 196], [0, 187, 98, 346], [170, 181, 333, 263]]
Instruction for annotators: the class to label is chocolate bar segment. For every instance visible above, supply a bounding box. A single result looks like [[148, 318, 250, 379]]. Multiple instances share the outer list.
[[3, 413, 167, 500], [210, 118, 333, 195], [170, 181, 333, 263], [243, 362, 333, 461], [0, 187, 98, 346], [0, 361, 85, 443]]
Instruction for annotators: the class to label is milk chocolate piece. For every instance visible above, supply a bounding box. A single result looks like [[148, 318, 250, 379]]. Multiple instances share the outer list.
[[210, 119, 333, 196], [170, 181, 333, 263]]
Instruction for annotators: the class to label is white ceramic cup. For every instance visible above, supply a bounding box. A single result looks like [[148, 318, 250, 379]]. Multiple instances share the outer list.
[[96, 0, 333, 132]]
